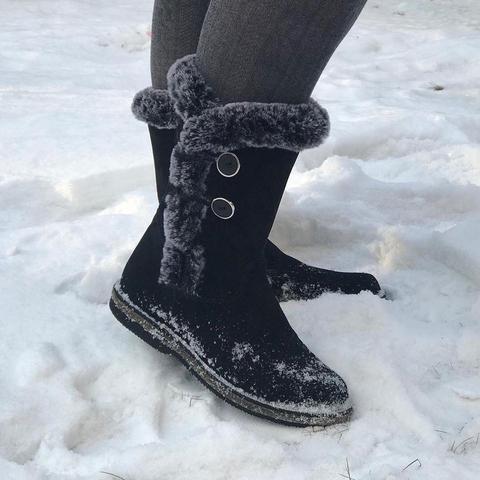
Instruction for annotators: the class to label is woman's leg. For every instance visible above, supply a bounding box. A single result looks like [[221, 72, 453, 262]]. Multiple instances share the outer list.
[[150, 0, 210, 89], [197, 0, 367, 103]]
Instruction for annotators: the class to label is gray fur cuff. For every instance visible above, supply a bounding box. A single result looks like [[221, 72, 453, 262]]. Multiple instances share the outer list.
[[167, 54, 330, 153], [131, 87, 178, 129]]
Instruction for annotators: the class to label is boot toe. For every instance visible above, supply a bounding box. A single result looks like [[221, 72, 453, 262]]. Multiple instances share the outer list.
[[299, 268, 382, 298], [259, 353, 352, 421], [291, 362, 350, 417], [265, 241, 382, 301], [335, 271, 381, 295]]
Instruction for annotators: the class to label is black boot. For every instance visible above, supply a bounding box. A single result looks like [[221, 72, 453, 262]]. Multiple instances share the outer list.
[[131, 86, 381, 303], [111, 55, 351, 427]]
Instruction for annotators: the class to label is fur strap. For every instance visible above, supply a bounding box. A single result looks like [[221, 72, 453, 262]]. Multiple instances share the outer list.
[[167, 54, 330, 153], [131, 87, 178, 129]]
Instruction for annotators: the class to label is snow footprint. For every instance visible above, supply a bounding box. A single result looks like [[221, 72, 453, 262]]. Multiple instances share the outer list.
[[15, 343, 66, 387], [54, 165, 153, 215], [55, 249, 130, 304], [96, 24, 151, 52]]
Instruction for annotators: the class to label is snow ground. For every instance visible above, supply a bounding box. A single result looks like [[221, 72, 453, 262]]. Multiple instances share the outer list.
[[1, 0, 479, 478]]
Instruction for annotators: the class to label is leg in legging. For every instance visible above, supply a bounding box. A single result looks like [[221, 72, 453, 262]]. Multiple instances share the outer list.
[[150, 0, 210, 89], [197, 0, 367, 104]]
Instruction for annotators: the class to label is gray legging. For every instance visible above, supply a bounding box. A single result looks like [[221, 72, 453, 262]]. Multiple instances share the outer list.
[[150, 0, 367, 104]]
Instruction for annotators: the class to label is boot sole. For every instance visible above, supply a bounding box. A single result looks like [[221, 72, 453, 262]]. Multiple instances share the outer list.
[[109, 283, 352, 428]]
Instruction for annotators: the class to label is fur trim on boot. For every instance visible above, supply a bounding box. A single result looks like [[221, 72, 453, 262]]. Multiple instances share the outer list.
[[131, 87, 178, 129]]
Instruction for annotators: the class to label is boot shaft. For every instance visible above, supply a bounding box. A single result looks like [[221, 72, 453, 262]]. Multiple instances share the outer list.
[[130, 54, 330, 299]]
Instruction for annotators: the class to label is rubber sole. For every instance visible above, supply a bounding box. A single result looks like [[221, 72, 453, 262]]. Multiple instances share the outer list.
[[109, 284, 352, 428]]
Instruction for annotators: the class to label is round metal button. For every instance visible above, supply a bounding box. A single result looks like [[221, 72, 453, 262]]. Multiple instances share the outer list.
[[211, 197, 235, 219], [216, 152, 240, 177]]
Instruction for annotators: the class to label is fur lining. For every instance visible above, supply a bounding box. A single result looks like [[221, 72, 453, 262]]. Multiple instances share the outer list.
[[131, 87, 178, 129], [180, 100, 329, 154]]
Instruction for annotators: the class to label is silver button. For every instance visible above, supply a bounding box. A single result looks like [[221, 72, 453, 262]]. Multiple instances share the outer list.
[[216, 152, 240, 177], [211, 197, 235, 219]]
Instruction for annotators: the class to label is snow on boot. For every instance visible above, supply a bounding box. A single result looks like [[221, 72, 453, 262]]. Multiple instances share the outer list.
[[131, 85, 382, 303], [110, 54, 351, 427]]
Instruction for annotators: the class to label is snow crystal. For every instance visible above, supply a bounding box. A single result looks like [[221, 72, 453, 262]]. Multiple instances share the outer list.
[[232, 342, 259, 363]]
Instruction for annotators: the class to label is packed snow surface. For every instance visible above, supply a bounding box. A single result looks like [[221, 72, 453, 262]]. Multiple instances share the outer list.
[[1, 0, 479, 479]]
